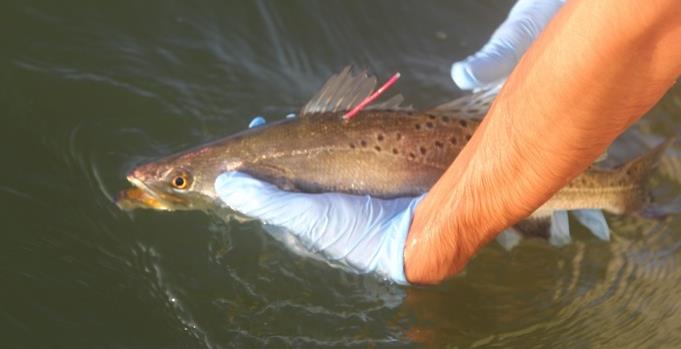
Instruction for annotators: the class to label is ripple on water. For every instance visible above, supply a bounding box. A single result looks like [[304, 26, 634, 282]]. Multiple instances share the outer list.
[[5, 1, 681, 347]]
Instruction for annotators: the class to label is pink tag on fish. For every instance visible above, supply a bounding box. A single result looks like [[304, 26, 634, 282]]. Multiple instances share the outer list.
[[343, 72, 401, 121]]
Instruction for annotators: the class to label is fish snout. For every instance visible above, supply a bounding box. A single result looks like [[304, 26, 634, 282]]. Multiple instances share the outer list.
[[125, 167, 162, 200]]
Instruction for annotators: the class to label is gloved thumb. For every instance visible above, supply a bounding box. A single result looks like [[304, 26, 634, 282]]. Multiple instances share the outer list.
[[215, 171, 349, 236], [216, 172, 312, 222], [451, 0, 563, 90]]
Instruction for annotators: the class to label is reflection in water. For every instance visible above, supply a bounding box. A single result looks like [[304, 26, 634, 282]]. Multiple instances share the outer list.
[[1, 0, 681, 347], [398, 215, 681, 348]]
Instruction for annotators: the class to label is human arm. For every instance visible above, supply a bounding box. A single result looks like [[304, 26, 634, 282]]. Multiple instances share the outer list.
[[404, 0, 681, 284]]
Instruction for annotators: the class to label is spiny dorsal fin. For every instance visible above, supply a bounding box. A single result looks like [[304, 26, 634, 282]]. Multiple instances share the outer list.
[[430, 84, 501, 120], [300, 66, 409, 116]]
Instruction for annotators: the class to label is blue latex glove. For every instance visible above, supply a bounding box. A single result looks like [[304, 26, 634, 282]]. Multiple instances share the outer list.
[[451, 0, 564, 90], [215, 116, 422, 284], [215, 173, 421, 284]]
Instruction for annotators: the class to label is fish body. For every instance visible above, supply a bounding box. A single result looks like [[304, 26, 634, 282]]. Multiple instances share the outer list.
[[122, 110, 473, 209], [117, 67, 670, 229]]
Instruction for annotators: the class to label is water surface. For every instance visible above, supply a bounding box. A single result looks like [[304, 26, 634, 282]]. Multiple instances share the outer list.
[[2, 1, 681, 348]]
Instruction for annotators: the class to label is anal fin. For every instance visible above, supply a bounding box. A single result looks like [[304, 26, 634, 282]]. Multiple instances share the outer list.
[[241, 163, 297, 191]]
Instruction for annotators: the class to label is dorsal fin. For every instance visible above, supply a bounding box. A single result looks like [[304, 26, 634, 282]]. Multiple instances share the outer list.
[[430, 84, 501, 120], [300, 66, 408, 116], [365, 94, 413, 111]]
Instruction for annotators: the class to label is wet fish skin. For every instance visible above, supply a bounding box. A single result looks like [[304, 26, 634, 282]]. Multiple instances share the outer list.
[[236, 110, 477, 196], [121, 110, 474, 210], [531, 137, 672, 217]]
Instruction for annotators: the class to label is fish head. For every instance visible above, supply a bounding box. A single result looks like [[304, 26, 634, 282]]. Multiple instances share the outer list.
[[117, 148, 231, 211]]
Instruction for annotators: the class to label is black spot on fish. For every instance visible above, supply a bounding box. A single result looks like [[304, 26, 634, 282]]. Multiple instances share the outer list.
[[349, 143, 356, 149], [419, 146, 427, 155], [415, 124, 421, 130], [435, 141, 443, 148], [375, 146, 382, 152], [449, 136, 458, 145], [396, 133, 402, 141], [428, 114, 436, 120], [468, 108, 479, 114], [459, 120, 467, 127], [377, 134, 384, 141], [360, 140, 367, 147], [465, 134, 472, 141], [426, 121, 434, 129], [409, 152, 416, 160], [441, 116, 450, 123], [392, 148, 399, 154]]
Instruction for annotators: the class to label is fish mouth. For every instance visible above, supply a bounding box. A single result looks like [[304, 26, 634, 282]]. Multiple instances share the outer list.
[[126, 175, 158, 199], [115, 175, 176, 211]]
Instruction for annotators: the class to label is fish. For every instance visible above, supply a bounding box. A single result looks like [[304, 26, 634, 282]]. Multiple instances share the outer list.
[[116, 67, 672, 237]]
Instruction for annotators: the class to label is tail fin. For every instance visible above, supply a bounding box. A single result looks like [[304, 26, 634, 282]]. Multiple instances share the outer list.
[[618, 138, 674, 180], [612, 137, 674, 213]]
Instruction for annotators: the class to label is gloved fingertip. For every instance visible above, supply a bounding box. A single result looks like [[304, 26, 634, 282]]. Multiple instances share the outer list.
[[451, 60, 483, 90], [573, 209, 610, 241], [249, 116, 266, 128], [549, 210, 571, 246], [452, 54, 513, 90]]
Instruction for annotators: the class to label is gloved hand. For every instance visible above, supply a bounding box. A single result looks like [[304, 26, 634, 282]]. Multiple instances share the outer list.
[[451, 0, 564, 90], [215, 116, 422, 284], [215, 173, 421, 284]]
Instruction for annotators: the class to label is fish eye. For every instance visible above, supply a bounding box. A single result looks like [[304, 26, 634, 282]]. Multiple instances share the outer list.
[[170, 172, 191, 190]]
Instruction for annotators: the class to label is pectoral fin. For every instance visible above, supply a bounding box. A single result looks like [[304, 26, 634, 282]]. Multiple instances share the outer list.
[[241, 163, 297, 192]]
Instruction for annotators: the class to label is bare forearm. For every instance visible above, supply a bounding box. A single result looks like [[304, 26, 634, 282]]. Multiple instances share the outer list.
[[405, 0, 681, 284]]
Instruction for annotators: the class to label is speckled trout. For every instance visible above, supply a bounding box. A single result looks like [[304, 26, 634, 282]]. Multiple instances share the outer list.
[[116, 67, 671, 231]]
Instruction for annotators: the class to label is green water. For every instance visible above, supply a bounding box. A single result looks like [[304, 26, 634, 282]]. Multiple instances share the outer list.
[[2, 1, 681, 348]]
